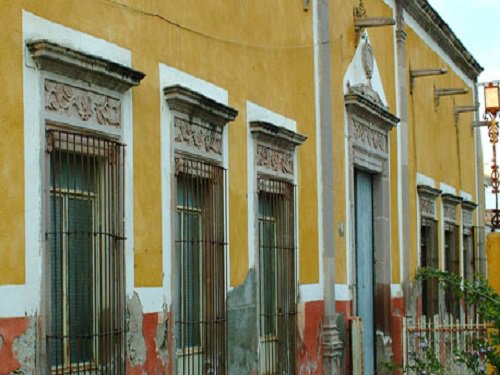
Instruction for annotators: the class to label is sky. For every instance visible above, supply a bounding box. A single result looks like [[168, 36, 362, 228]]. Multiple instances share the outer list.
[[428, 0, 499, 207]]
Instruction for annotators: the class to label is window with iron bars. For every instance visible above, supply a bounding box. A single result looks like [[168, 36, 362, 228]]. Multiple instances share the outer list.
[[175, 157, 227, 375], [46, 130, 126, 374], [445, 224, 460, 319], [420, 218, 439, 319], [257, 177, 297, 375]]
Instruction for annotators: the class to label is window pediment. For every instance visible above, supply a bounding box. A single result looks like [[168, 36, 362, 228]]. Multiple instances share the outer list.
[[27, 40, 145, 92]]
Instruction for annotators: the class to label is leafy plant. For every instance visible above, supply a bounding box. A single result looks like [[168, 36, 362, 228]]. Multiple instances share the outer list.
[[417, 268, 500, 375]]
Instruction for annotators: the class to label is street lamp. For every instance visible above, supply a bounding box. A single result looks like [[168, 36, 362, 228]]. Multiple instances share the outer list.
[[484, 83, 500, 230]]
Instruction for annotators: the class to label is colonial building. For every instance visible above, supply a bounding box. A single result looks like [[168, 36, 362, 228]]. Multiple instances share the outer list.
[[0, 0, 484, 374]]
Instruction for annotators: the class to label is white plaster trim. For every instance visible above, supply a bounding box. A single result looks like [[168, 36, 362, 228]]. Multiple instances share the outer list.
[[440, 199, 445, 270], [160, 63, 230, 308], [23, 11, 131, 66], [300, 283, 323, 303], [246, 101, 300, 284], [300, 284, 352, 303], [246, 102, 257, 270], [403, 12, 474, 88], [246, 102, 296, 132], [312, 0, 325, 295], [440, 182, 457, 196], [460, 190, 473, 202], [335, 284, 352, 301], [416, 193, 422, 268], [391, 283, 403, 298], [343, 33, 388, 106], [416, 173, 436, 188], [135, 287, 164, 314], [0, 12, 134, 318], [343, 107, 352, 286]]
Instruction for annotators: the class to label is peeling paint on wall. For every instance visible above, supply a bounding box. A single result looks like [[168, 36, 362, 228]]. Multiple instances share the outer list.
[[127, 292, 147, 367], [227, 269, 258, 374], [154, 305, 169, 367], [12, 319, 35, 375]]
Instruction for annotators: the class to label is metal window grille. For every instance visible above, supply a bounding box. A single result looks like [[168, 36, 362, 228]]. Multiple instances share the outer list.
[[46, 129, 126, 374], [420, 218, 439, 318], [257, 177, 297, 375], [175, 157, 227, 375], [445, 224, 460, 319]]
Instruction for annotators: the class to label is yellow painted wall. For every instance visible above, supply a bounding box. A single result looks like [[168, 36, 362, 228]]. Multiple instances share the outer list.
[[0, 0, 481, 293], [330, 0, 398, 283], [487, 232, 500, 293], [405, 26, 478, 277], [0, 0, 320, 287]]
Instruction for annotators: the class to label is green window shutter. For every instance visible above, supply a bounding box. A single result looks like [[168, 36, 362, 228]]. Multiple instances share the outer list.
[[67, 197, 94, 364], [50, 195, 64, 367]]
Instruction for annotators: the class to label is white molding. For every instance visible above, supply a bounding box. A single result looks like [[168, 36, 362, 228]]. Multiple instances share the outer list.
[[416, 173, 436, 188], [0, 12, 135, 318], [343, 33, 388, 105], [299, 283, 323, 303], [391, 283, 403, 298], [135, 287, 164, 314], [246, 102, 296, 132], [23, 11, 131, 67], [335, 284, 352, 301], [246, 101, 300, 280], [460, 190, 473, 202], [160, 63, 230, 309], [440, 182, 457, 196]]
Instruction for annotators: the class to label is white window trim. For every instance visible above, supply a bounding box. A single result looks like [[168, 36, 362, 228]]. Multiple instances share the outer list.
[[160, 63, 230, 311], [0, 11, 135, 318]]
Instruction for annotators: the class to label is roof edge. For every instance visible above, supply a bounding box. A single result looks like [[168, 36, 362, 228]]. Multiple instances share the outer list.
[[403, 0, 483, 81]]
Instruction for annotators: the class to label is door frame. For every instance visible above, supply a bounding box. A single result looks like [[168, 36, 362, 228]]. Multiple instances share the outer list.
[[345, 86, 398, 371]]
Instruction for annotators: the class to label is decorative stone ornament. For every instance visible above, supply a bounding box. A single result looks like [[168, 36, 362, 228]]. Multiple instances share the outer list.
[[250, 121, 306, 181], [164, 85, 237, 167], [442, 193, 463, 224], [417, 185, 442, 219], [462, 200, 477, 235], [362, 34, 374, 82], [44, 79, 121, 127]]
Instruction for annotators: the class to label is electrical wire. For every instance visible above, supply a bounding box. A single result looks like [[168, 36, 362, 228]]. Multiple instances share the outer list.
[[102, 0, 328, 50]]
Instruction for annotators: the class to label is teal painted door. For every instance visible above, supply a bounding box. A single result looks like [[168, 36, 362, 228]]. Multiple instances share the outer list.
[[355, 169, 375, 375]]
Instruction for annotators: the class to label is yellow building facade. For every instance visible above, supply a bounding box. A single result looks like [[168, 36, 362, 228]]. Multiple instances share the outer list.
[[0, 0, 484, 374]]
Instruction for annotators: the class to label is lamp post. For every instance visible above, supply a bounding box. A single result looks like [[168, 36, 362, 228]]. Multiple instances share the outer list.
[[484, 83, 500, 230]]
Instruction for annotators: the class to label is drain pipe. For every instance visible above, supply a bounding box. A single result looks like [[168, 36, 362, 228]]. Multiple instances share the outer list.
[[313, 0, 343, 373]]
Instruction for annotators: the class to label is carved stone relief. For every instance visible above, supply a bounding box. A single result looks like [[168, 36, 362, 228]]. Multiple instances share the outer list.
[[351, 119, 386, 153], [44, 79, 121, 127], [174, 117, 222, 156], [256, 144, 294, 175], [463, 210, 473, 228], [420, 198, 436, 219], [444, 204, 457, 223]]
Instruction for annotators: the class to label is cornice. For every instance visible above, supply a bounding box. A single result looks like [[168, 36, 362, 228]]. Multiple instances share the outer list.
[[402, 0, 483, 80], [250, 121, 307, 147], [345, 85, 400, 129], [27, 40, 145, 92], [417, 184, 441, 198], [164, 85, 238, 126], [442, 193, 463, 206], [462, 200, 478, 211]]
